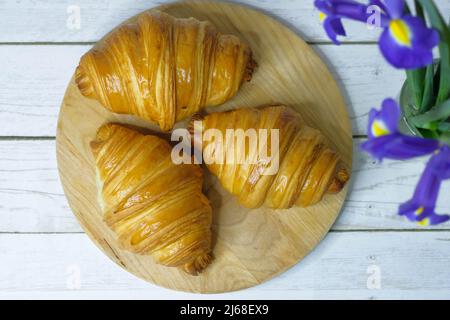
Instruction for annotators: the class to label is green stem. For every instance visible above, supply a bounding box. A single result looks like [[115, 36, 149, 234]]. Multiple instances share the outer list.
[[439, 132, 450, 145], [418, 0, 450, 104], [420, 63, 435, 112], [406, 69, 425, 108], [410, 99, 450, 127]]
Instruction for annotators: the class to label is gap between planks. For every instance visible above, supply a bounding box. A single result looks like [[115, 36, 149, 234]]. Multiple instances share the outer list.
[[0, 136, 56, 141], [0, 41, 379, 46], [0, 43, 396, 136], [2, 137, 449, 232], [1, 229, 450, 235], [0, 136, 370, 140]]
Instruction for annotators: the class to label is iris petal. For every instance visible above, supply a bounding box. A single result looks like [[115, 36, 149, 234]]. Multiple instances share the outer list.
[[367, 98, 400, 138], [330, 17, 346, 36], [400, 204, 450, 226], [360, 134, 440, 161], [404, 15, 440, 49], [379, 15, 439, 69], [429, 146, 450, 179], [369, 0, 387, 13], [398, 203, 449, 226], [379, 29, 431, 69], [333, 2, 372, 22], [398, 149, 450, 226], [371, 119, 390, 137], [399, 200, 423, 221], [383, 0, 405, 19], [380, 98, 400, 132], [363, 98, 439, 160], [323, 17, 346, 44], [315, 0, 377, 43], [389, 19, 412, 47], [427, 214, 450, 225], [315, 0, 371, 21]]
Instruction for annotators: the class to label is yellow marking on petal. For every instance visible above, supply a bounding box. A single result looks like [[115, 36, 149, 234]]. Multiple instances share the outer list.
[[371, 119, 391, 137], [389, 19, 412, 47], [415, 207, 424, 216], [319, 12, 327, 22], [418, 218, 430, 227]]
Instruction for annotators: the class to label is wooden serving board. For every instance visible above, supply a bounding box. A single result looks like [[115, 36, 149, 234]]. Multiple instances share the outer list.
[[56, 0, 352, 293]]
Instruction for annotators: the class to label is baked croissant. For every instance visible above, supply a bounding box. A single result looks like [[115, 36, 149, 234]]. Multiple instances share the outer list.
[[76, 10, 256, 131], [190, 106, 350, 209], [91, 123, 212, 275]]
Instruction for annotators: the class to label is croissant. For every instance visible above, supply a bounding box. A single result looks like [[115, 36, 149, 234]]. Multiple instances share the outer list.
[[90, 123, 212, 275], [190, 106, 350, 209], [76, 10, 256, 131]]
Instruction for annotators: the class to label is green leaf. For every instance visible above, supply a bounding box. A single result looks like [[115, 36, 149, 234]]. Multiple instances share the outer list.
[[406, 69, 425, 108], [438, 121, 450, 132], [418, 0, 450, 104], [434, 61, 441, 94], [421, 120, 440, 130], [414, 0, 435, 113], [404, 1, 429, 110], [419, 128, 439, 139], [420, 63, 435, 112], [439, 131, 450, 145], [414, 0, 425, 20], [410, 99, 450, 127]]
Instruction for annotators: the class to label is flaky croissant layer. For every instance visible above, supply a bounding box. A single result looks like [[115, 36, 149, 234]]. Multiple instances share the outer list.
[[77, 10, 255, 131], [91, 124, 212, 275], [191, 106, 350, 209]]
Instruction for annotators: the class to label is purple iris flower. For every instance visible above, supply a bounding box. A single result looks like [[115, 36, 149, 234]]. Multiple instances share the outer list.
[[314, 0, 440, 69], [432, 145, 450, 180], [361, 98, 449, 225], [314, 0, 371, 44], [368, 0, 387, 14], [378, 0, 440, 69], [360, 98, 440, 161], [399, 146, 450, 226]]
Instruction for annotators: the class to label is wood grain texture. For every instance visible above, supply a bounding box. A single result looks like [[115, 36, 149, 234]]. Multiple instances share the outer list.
[[0, 44, 405, 137], [1, 0, 448, 43], [1, 232, 450, 299], [2, 139, 449, 233], [56, 1, 352, 293]]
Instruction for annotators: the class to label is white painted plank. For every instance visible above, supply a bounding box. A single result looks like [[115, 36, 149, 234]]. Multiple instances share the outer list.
[[0, 44, 405, 136], [4, 289, 450, 300], [0, 140, 77, 232], [1, 0, 448, 43], [1, 139, 449, 233], [0, 0, 375, 43], [0, 45, 87, 137], [1, 232, 449, 299]]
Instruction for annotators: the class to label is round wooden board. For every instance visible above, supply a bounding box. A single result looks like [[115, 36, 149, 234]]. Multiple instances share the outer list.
[[56, 0, 352, 293]]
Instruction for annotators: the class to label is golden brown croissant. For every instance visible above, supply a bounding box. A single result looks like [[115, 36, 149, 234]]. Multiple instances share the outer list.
[[90, 123, 212, 275], [76, 10, 256, 131], [190, 106, 350, 209]]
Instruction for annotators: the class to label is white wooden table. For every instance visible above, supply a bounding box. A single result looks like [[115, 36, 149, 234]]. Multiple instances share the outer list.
[[1, 0, 450, 300]]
